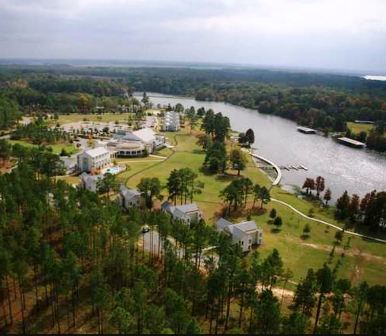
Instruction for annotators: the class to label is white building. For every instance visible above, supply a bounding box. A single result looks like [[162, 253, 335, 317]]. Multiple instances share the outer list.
[[79, 173, 104, 192], [111, 128, 165, 155], [119, 185, 142, 209], [162, 202, 202, 224], [216, 218, 263, 252], [77, 147, 111, 172], [163, 111, 180, 131]]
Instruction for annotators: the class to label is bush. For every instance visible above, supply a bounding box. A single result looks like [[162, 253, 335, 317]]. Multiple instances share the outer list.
[[273, 216, 283, 230], [60, 148, 69, 156], [269, 208, 277, 219], [301, 223, 311, 239]]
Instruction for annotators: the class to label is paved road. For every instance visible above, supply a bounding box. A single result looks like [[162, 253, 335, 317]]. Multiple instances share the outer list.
[[271, 198, 386, 244]]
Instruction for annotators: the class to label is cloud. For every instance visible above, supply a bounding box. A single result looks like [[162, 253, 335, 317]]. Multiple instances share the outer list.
[[0, 0, 385, 72]]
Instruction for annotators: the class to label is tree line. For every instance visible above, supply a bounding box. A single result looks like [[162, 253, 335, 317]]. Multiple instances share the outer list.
[[335, 190, 386, 233]]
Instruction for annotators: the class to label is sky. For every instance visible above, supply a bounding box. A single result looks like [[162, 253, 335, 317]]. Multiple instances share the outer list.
[[0, 0, 386, 73]]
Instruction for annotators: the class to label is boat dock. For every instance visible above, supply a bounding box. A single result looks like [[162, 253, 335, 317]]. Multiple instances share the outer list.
[[297, 126, 316, 134], [337, 137, 366, 149], [279, 165, 308, 171]]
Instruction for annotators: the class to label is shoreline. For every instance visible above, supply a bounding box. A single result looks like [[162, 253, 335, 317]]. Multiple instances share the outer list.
[[249, 152, 282, 186]]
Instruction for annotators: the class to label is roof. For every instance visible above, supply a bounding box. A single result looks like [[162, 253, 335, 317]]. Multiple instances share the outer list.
[[216, 218, 259, 235], [83, 147, 110, 158], [161, 201, 175, 213], [233, 220, 258, 233], [133, 128, 156, 143], [80, 173, 103, 183], [120, 185, 141, 200], [116, 142, 145, 150], [122, 133, 142, 142], [216, 217, 233, 231], [174, 203, 199, 214]]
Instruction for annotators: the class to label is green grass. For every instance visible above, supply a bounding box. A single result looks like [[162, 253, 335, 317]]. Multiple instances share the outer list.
[[55, 175, 80, 185], [122, 127, 386, 286], [8, 140, 79, 155], [56, 113, 134, 125], [245, 202, 386, 285], [116, 160, 164, 186], [347, 122, 374, 135]]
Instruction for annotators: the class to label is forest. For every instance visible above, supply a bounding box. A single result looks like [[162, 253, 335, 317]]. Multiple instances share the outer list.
[[1, 64, 385, 150], [1, 146, 385, 334]]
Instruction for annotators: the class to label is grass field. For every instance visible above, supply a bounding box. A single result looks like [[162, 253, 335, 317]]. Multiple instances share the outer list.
[[347, 121, 374, 134], [55, 112, 134, 125], [117, 126, 386, 285], [8, 139, 79, 155]]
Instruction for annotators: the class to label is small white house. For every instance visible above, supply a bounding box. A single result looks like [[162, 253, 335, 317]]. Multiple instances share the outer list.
[[77, 147, 111, 172], [162, 202, 202, 224], [163, 111, 180, 131], [119, 185, 142, 209], [80, 173, 104, 192], [216, 218, 263, 252]]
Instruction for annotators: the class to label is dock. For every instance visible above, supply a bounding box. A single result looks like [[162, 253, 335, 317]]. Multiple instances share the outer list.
[[297, 126, 316, 134], [279, 165, 308, 171], [337, 137, 366, 149], [354, 120, 374, 124]]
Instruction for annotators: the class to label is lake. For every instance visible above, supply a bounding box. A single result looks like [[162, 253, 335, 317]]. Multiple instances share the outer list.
[[134, 92, 386, 200]]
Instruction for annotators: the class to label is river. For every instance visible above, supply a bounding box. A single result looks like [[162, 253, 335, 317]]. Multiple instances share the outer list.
[[134, 92, 386, 200]]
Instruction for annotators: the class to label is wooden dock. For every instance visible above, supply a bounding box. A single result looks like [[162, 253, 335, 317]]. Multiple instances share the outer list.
[[279, 164, 308, 171]]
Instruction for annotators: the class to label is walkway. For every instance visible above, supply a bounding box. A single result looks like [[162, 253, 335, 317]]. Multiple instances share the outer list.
[[251, 153, 282, 185], [271, 198, 386, 244]]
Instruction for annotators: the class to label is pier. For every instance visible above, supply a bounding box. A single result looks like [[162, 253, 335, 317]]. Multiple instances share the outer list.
[[297, 126, 316, 134], [279, 165, 308, 171], [337, 137, 366, 149]]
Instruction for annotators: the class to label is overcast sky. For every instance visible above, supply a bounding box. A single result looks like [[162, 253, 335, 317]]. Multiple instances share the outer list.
[[1, 0, 385, 73]]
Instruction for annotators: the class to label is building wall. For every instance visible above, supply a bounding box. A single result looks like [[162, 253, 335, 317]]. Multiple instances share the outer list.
[[173, 209, 201, 224], [78, 151, 111, 172], [122, 195, 141, 209]]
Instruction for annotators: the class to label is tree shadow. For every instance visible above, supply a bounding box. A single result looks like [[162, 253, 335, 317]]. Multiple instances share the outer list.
[[271, 228, 281, 233], [192, 149, 205, 154], [215, 174, 239, 182]]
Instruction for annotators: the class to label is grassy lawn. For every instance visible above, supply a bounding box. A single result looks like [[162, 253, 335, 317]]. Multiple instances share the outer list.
[[246, 202, 386, 285], [347, 121, 374, 134], [121, 126, 386, 286], [55, 175, 80, 185], [8, 140, 79, 155], [55, 113, 135, 125]]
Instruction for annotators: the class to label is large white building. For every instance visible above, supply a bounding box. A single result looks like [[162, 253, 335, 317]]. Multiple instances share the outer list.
[[109, 128, 165, 156], [163, 111, 180, 131], [216, 218, 263, 252], [77, 147, 111, 172]]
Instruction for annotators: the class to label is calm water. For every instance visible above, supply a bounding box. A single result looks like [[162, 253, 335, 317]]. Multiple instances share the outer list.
[[135, 92, 386, 200]]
